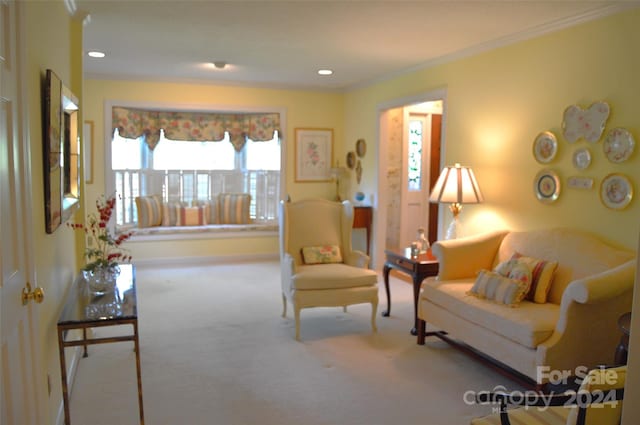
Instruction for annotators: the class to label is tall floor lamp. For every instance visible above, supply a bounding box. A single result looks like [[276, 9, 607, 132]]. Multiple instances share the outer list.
[[429, 163, 484, 239]]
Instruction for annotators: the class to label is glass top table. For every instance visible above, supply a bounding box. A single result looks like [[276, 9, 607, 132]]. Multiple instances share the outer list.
[[57, 264, 144, 424], [58, 263, 137, 325]]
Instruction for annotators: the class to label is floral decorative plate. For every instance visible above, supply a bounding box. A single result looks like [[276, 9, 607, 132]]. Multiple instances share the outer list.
[[533, 131, 557, 164], [562, 101, 610, 143], [600, 173, 633, 210], [534, 169, 560, 203], [572, 148, 591, 170], [603, 127, 635, 163]]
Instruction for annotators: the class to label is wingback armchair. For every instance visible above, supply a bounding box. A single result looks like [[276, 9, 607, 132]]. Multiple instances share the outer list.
[[279, 198, 378, 340]]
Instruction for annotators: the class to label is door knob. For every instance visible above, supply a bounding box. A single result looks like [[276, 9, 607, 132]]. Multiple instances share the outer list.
[[22, 282, 44, 305]]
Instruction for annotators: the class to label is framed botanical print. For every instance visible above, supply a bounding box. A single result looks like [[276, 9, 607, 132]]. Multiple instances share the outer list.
[[294, 128, 333, 182]]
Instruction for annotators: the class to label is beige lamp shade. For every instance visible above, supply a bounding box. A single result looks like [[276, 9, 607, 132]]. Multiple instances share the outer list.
[[429, 163, 484, 239], [429, 163, 484, 206]]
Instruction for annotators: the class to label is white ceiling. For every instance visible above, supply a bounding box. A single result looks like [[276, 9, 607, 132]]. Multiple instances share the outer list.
[[77, 1, 638, 91]]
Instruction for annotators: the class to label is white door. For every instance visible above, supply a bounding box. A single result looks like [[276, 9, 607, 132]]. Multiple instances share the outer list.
[[1, 1, 43, 424], [399, 111, 431, 247]]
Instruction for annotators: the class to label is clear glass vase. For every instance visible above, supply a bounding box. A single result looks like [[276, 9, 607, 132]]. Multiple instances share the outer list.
[[82, 265, 120, 295]]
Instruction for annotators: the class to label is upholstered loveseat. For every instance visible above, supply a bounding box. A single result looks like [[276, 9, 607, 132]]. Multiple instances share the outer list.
[[417, 228, 636, 386]]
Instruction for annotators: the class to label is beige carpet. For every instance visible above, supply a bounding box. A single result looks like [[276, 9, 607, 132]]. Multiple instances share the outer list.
[[69, 260, 523, 425]]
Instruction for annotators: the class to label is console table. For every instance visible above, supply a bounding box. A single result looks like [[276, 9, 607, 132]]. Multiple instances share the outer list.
[[353, 206, 373, 256], [382, 248, 439, 335], [57, 264, 144, 425]]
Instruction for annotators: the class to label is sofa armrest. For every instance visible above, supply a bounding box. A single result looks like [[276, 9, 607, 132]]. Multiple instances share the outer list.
[[345, 250, 370, 269], [563, 260, 636, 304], [433, 230, 509, 280], [536, 260, 635, 378]]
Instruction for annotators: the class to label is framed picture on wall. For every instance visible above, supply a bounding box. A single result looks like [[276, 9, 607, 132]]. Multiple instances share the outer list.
[[294, 128, 333, 182]]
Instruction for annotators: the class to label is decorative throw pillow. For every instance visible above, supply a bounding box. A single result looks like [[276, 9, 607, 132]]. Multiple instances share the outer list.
[[467, 270, 529, 307], [494, 258, 518, 277], [193, 198, 220, 225], [135, 195, 163, 228], [162, 201, 185, 226], [219, 193, 251, 224], [177, 206, 207, 226], [510, 253, 558, 303], [301, 245, 343, 265]]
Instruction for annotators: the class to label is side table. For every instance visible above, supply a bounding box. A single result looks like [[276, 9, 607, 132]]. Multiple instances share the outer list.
[[382, 248, 439, 335], [57, 264, 144, 425], [353, 205, 373, 257]]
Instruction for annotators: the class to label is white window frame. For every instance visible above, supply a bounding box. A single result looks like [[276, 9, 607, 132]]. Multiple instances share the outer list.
[[103, 100, 287, 236]]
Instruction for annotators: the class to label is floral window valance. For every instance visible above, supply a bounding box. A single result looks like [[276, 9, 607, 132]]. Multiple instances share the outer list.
[[112, 106, 281, 151]]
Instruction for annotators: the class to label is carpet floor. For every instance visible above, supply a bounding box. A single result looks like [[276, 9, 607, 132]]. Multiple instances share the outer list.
[[69, 260, 523, 425]]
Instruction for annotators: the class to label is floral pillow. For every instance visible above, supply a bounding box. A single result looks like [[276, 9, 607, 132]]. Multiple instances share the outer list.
[[493, 253, 557, 303], [301, 245, 343, 265]]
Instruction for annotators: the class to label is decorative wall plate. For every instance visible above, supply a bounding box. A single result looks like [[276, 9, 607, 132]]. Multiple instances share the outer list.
[[600, 173, 633, 210], [572, 148, 591, 170], [533, 131, 557, 163], [567, 176, 594, 190], [603, 127, 635, 163], [356, 138, 367, 157], [346, 151, 356, 169], [534, 169, 560, 203], [562, 101, 610, 143]]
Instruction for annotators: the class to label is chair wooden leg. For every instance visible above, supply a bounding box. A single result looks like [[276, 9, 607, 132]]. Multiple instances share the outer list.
[[281, 293, 287, 318], [371, 300, 378, 333], [294, 307, 301, 341]]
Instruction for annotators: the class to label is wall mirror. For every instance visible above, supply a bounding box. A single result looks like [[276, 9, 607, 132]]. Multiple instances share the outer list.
[[44, 69, 80, 233]]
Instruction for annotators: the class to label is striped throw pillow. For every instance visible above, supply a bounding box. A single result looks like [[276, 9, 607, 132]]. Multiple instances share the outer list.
[[192, 198, 220, 225], [162, 201, 185, 226], [467, 270, 529, 307], [177, 206, 206, 226], [135, 195, 163, 228], [219, 193, 251, 224]]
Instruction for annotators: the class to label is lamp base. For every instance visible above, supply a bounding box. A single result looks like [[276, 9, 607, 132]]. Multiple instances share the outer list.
[[445, 215, 462, 240]]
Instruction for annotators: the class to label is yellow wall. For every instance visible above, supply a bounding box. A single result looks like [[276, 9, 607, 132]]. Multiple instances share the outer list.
[[345, 8, 640, 251], [83, 79, 344, 259], [24, 2, 83, 423]]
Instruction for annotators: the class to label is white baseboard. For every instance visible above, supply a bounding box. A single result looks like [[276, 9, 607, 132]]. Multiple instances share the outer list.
[[133, 252, 279, 268]]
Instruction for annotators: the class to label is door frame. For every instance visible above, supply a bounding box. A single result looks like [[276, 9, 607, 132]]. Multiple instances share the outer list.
[[374, 88, 447, 268]]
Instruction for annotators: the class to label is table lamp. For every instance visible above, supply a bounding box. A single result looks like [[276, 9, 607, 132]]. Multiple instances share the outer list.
[[429, 163, 484, 239], [329, 164, 346, 201]]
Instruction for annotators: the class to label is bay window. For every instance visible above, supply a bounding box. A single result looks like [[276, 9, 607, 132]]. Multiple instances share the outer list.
[[107, 106, 283, 231]]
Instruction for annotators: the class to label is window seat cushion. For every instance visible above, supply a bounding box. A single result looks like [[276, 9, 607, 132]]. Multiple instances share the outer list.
[[126, 223, 278, 238]]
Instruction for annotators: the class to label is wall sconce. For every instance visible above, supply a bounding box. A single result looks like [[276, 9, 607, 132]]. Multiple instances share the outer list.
[[429, 163, 484, 239]]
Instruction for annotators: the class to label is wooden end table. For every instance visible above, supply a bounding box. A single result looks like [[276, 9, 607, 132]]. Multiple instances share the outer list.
[[382, 248, 439, 335]]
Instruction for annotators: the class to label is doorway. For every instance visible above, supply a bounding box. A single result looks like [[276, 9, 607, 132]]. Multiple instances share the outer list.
[[374, 89, 446, 268]]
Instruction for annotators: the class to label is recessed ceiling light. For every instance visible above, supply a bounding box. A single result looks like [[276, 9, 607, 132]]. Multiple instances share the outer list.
[[87, 51, 105, 58], [318, 69, 333, 76]]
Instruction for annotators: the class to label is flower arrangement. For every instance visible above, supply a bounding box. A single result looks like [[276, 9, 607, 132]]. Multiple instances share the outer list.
[[67, 193, 133, 272]]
